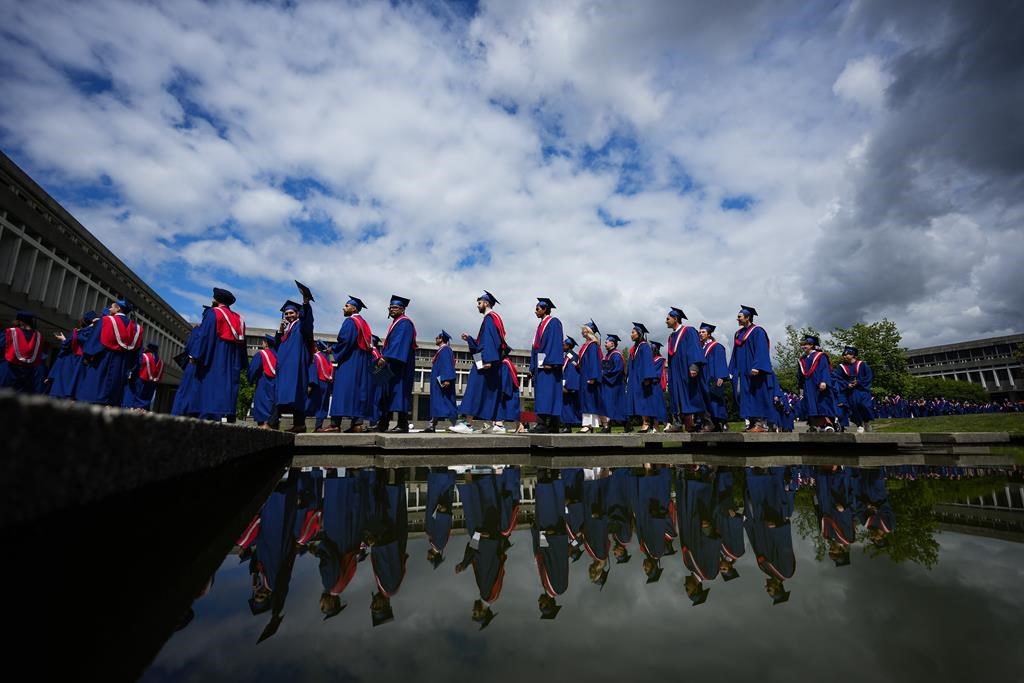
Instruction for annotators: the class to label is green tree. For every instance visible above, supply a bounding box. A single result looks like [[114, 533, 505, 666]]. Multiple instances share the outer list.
[[824, 318, 908, 395], [773, 324, 822, 392], [237, 369, 255, 420], [904, 376, 988, 402]]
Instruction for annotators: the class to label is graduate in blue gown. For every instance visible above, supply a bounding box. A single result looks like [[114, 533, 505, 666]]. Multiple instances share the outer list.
[[635, 467, 674, 583], [456, 469, 512, 626], [815, 467, 854, 566], [560, 337, 582, 431], [499, 355, 524, 430], [306, 340, 334, 431], [122, 343, 163, 410], [453, 291, 508, 432], [46, 311, 97, 398], [192, 288, 247, 421], [1, 311, 47, 394], [276, 293, 315, 432], [77, 299, 144, 405], [664, 307, 706, 432], [600, 334, 628, 431], [532, 470, 569, 618], [713, 468, 744, 580], [834, 346, 875, 432], [314, 469, 367, 619], [246, 472, 300, 641], [772, 375, 796, 432], [364, 468, 408, 625], [677, 466, 720, 605], [627, 323, 664, 432], [326, 296, 375, 432], [698, 323, 730, 431], [728, 306, 774, 432], [744, 467, 796, 604], [377, 295, 417, 432], [577, 320, 604, 433], [424, 468, 456, 567], [247, 334, 279, 428], [426, 331, 458, 432], [607, 467, 635, 562], [857, 468, 895, 544], [650, 341, 669, 425], [560, 467, 586, 559], [582, 472, 612, 587], [171, 326, 201, 417], [529, 298, 564, 433], [797, 335, 837, 432]]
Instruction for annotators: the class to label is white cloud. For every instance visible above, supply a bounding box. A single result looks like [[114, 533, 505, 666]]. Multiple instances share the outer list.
[[833, 55, 892, 111]]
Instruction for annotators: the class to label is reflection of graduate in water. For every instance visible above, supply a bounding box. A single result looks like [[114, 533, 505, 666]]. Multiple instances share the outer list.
[[856, 468, 895, 545], [456, 469, 516, 629], [582, 472, 612, 587], [634, 467, 674, 583], [425, 469, 456, 568], [676, 466, 719, 605], [533, 470, 569, 618], [815, 467, 854, 567], [313, 470, 367, 620], [364, 468, 408, 626], [293, 469, 323, 552], [744, 467, 796, 605], [607, 468, 634, 564], [243, 471, 301, 641], [713, 468, 744, 581], [562, 468, 586, 562]]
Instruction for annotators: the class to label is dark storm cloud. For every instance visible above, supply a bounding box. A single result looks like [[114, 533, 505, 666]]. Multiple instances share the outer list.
[[801, 0, 1024, 334]]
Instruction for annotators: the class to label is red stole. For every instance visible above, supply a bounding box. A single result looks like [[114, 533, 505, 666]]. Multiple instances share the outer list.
[[733, 324, 765, 347], [703, 340, 720, 358], [667, 326, 690, 357], [214, 306, 246, 342], [384, 315, 417, 351], [503, 358, 520, 389], [258, 349, 277, 378], [798, 351, 828, 377], [350, 314, 372, 352], [533, 315, 553, 349], [4, 328, 42, 365], [314, 351, 334, 381], [99, 315, 143, 351], [842, 360, 862, 377], [139, 352, 164, 382]]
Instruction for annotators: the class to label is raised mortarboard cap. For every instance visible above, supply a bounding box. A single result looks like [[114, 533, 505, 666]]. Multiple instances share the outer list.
[[346, 296, 366, 311], [802, 335, 819, 346], [650, 341, 663, 351], [295, 280, 314, 302], [316, 340, 329, 352], [474, 607, 497, 630], [439, 330, 452, 343], [371, 598, 395, 627], [82, 310, 98, 324], [263, 334, 277, 346], [772, 589, 791, 605], [248, 596, 272, 616], [539, 603, 562, 620], [721, 565, 740, 582], [586, 319, 600, 334], [371, 335, 381, 345], [833, 550, 851, 568], [479, 290, 500, 305], [645, 565, 664, 584], [739, 305, 758, 318], [606, 334, 621, 344], [594, 568, 610, 590], [844, 346, 858, 356], [632, 322, 649, 336], [699, 322, 716, 333], [536, 297, 556, 310], [281, 300, 301, 313], [15, 310, 35, 323], [389, 294, 410, 308], [173, 352, 189, 371], [322, 598, 347, 621], [564, 336, 577, 348], [212, 287, 236, 306], [689, 583, 710, 606], [668, 307, 687, 320]]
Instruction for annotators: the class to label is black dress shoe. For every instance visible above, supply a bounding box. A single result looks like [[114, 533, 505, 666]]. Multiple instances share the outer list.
[[422, 426, 436, 433]]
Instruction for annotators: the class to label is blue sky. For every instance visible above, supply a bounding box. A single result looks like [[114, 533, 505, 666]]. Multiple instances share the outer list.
[[1, 0, 1020, 348]]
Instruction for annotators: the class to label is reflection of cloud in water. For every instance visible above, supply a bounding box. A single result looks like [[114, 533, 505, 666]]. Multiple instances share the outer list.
[[144, 530, 1024, 682]]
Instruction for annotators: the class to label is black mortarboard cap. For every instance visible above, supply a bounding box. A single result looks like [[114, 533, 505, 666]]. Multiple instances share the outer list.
[[316, 339, 329, 352], [650, 341, 663, 351], [82, 310, 98, 324], [844, 346, 858, 356], [371, 598, 395, 627], [173, 352, 189, 371], [212, 287, 236, 306], [14, 310, 36, 323], [439, 330, 452, 343], [536, 297, 555, 310], [688, 583, 710, 606], [739, 305, 758, 318], [833, 549, 851, 567], [474, 607, 497, 630], [389, 294, 410, 308], [699, 322, 716, 333], [280, 300, 301, 313], [586, 319, 599, 334], [668, 307, 686, 320], [322, 599, 347, 621], [606, 334, 621, 344], [539, 603, 562, 620], [721, 565, 740, 582], [479, 290, 499, 305], [248, 596, 272, 616], [346, 296, 366, 310], [632, 322, 649, 336], [802, 335, 820, 346], [772, 589, 791, 605], [145, 342, 159, 352], [295, 280, 314, 301], [595, 568, 610, 590], [646, 565, 663, 584], [564, 336, 577, 348]]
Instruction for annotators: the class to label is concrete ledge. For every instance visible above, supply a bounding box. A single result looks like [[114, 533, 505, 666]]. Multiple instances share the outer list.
[[294, 433, 378, 447], [919, 432, 1011, 444], [0, 391, 293, 528]]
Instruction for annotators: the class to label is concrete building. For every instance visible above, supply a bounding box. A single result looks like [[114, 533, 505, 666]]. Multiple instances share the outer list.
[[0, 151, 190, 411], [905, 334, 1024, 400], [245, 326, 535, 423]]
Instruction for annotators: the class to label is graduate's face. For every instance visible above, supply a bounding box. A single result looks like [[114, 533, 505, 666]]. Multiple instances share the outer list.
[[842, 352, 855, 363], [535, 305, 546, 318], [800, 343, 813, 354], [630, 329, 640, 342], [604, 340, 615, 351], [389, 305, 404, 319], [342, 303, 357, 316], [284, 308, 298, 323], [477, 299, 488, 313], [699, 329, 710, 343], [435, 336, 444, 346], [110, 302, 122, 314], [737, 313, 750, 326], [665, 314, 677, 328]]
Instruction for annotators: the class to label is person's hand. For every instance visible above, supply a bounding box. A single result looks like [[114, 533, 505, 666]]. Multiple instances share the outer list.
[[819, 382, 827, 391], [751, 369, 760, 376], [482, 363, 492, 369], [689, 370, 698, 378], [442, 381, 451, 388], [587, 379, 596, 385], [54, 332, 66, 342], [278, 321, 286, 333], [377, 357, 387, 367], [461, 333, 470, 341], [716, 378, 724, 387], [643, 378, 652, 387]]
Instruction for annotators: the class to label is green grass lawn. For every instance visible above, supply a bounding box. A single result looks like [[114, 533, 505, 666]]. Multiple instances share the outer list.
[[871, 413, 1024, 434]]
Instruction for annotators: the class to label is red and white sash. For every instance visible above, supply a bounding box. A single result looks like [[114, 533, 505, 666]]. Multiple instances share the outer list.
[[384, 315, 417, 352], [703, 340, 720, 358], [214, 306, 246, 342], [259, 349, 277, 378], [842, 360, 863, 377], [798, 351, 829, 377], [4, 328, 42, 365], [483, 310, 509, 352], [350, 314, 372, 352], [313, 351, 334, 381], [99, 315, 143, 352], [503, 358, 520, 389], [733, 324, 766, 348], [139, 352, 164, 382], [578, 340, 601, 365], [533, 315, 553, 350], [668, 326, 690, 357]]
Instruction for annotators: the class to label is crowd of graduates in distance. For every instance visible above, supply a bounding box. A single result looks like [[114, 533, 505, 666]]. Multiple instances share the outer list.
[[3, 285, 1021, 432], [212, 462, 1017, 636]]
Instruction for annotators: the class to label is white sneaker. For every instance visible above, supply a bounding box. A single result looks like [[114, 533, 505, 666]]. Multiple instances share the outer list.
[[824, 425, 835, 433], [447, 422, 475, 434], [489, 424, 507, 434], [856, 426, 865, 434]]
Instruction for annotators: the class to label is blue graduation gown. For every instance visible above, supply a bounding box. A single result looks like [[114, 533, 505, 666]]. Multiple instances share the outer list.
[[857, 469, 895, 533], [366, 471, 409, 597], [714, 470, 745, 560], [772, 377, 795, 431], [580, 477, 611, 560], [247, 351, 278, 423], [193, 306, 246, 419], [305, 351, 333, 425], [75, 315, 139, 406], [700, 339, 729, 420], [121, 350, 159, 409], [499, 359, 522, 422], [330, 315, 374, 419], [429, 344, 458, 420], [381, 316, 416, 413], [815, 469, 855, 545], [46, 332, 81, 398], [676, 473, 721, 582], [275, 303, 314, 414], [561, 353, 582, 425], [834, 361, 875, 424], [171, 330, 200, 417], [667, 326, 706, 415], [532, 479, 569, 596], [635, 469, 672, 559], [317, 474, 366, 597], [797, 351, 836, 418], [250, 477, 300, 618], [577, 341, 603, 415], [744, 468, 795, 580], [728, 324, 774, 420], [627, 342, 663, 418], [530, 315, 564, 417], [562, 468, 586, 544], [0, 327, 46, 394], [460, 313, 505, 420], [601, 349, 628, 421], [457, 473, 510, 600], [425, 471, 456, 553], [607, 468, 635, 545], [651, 356, 668, 422]]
